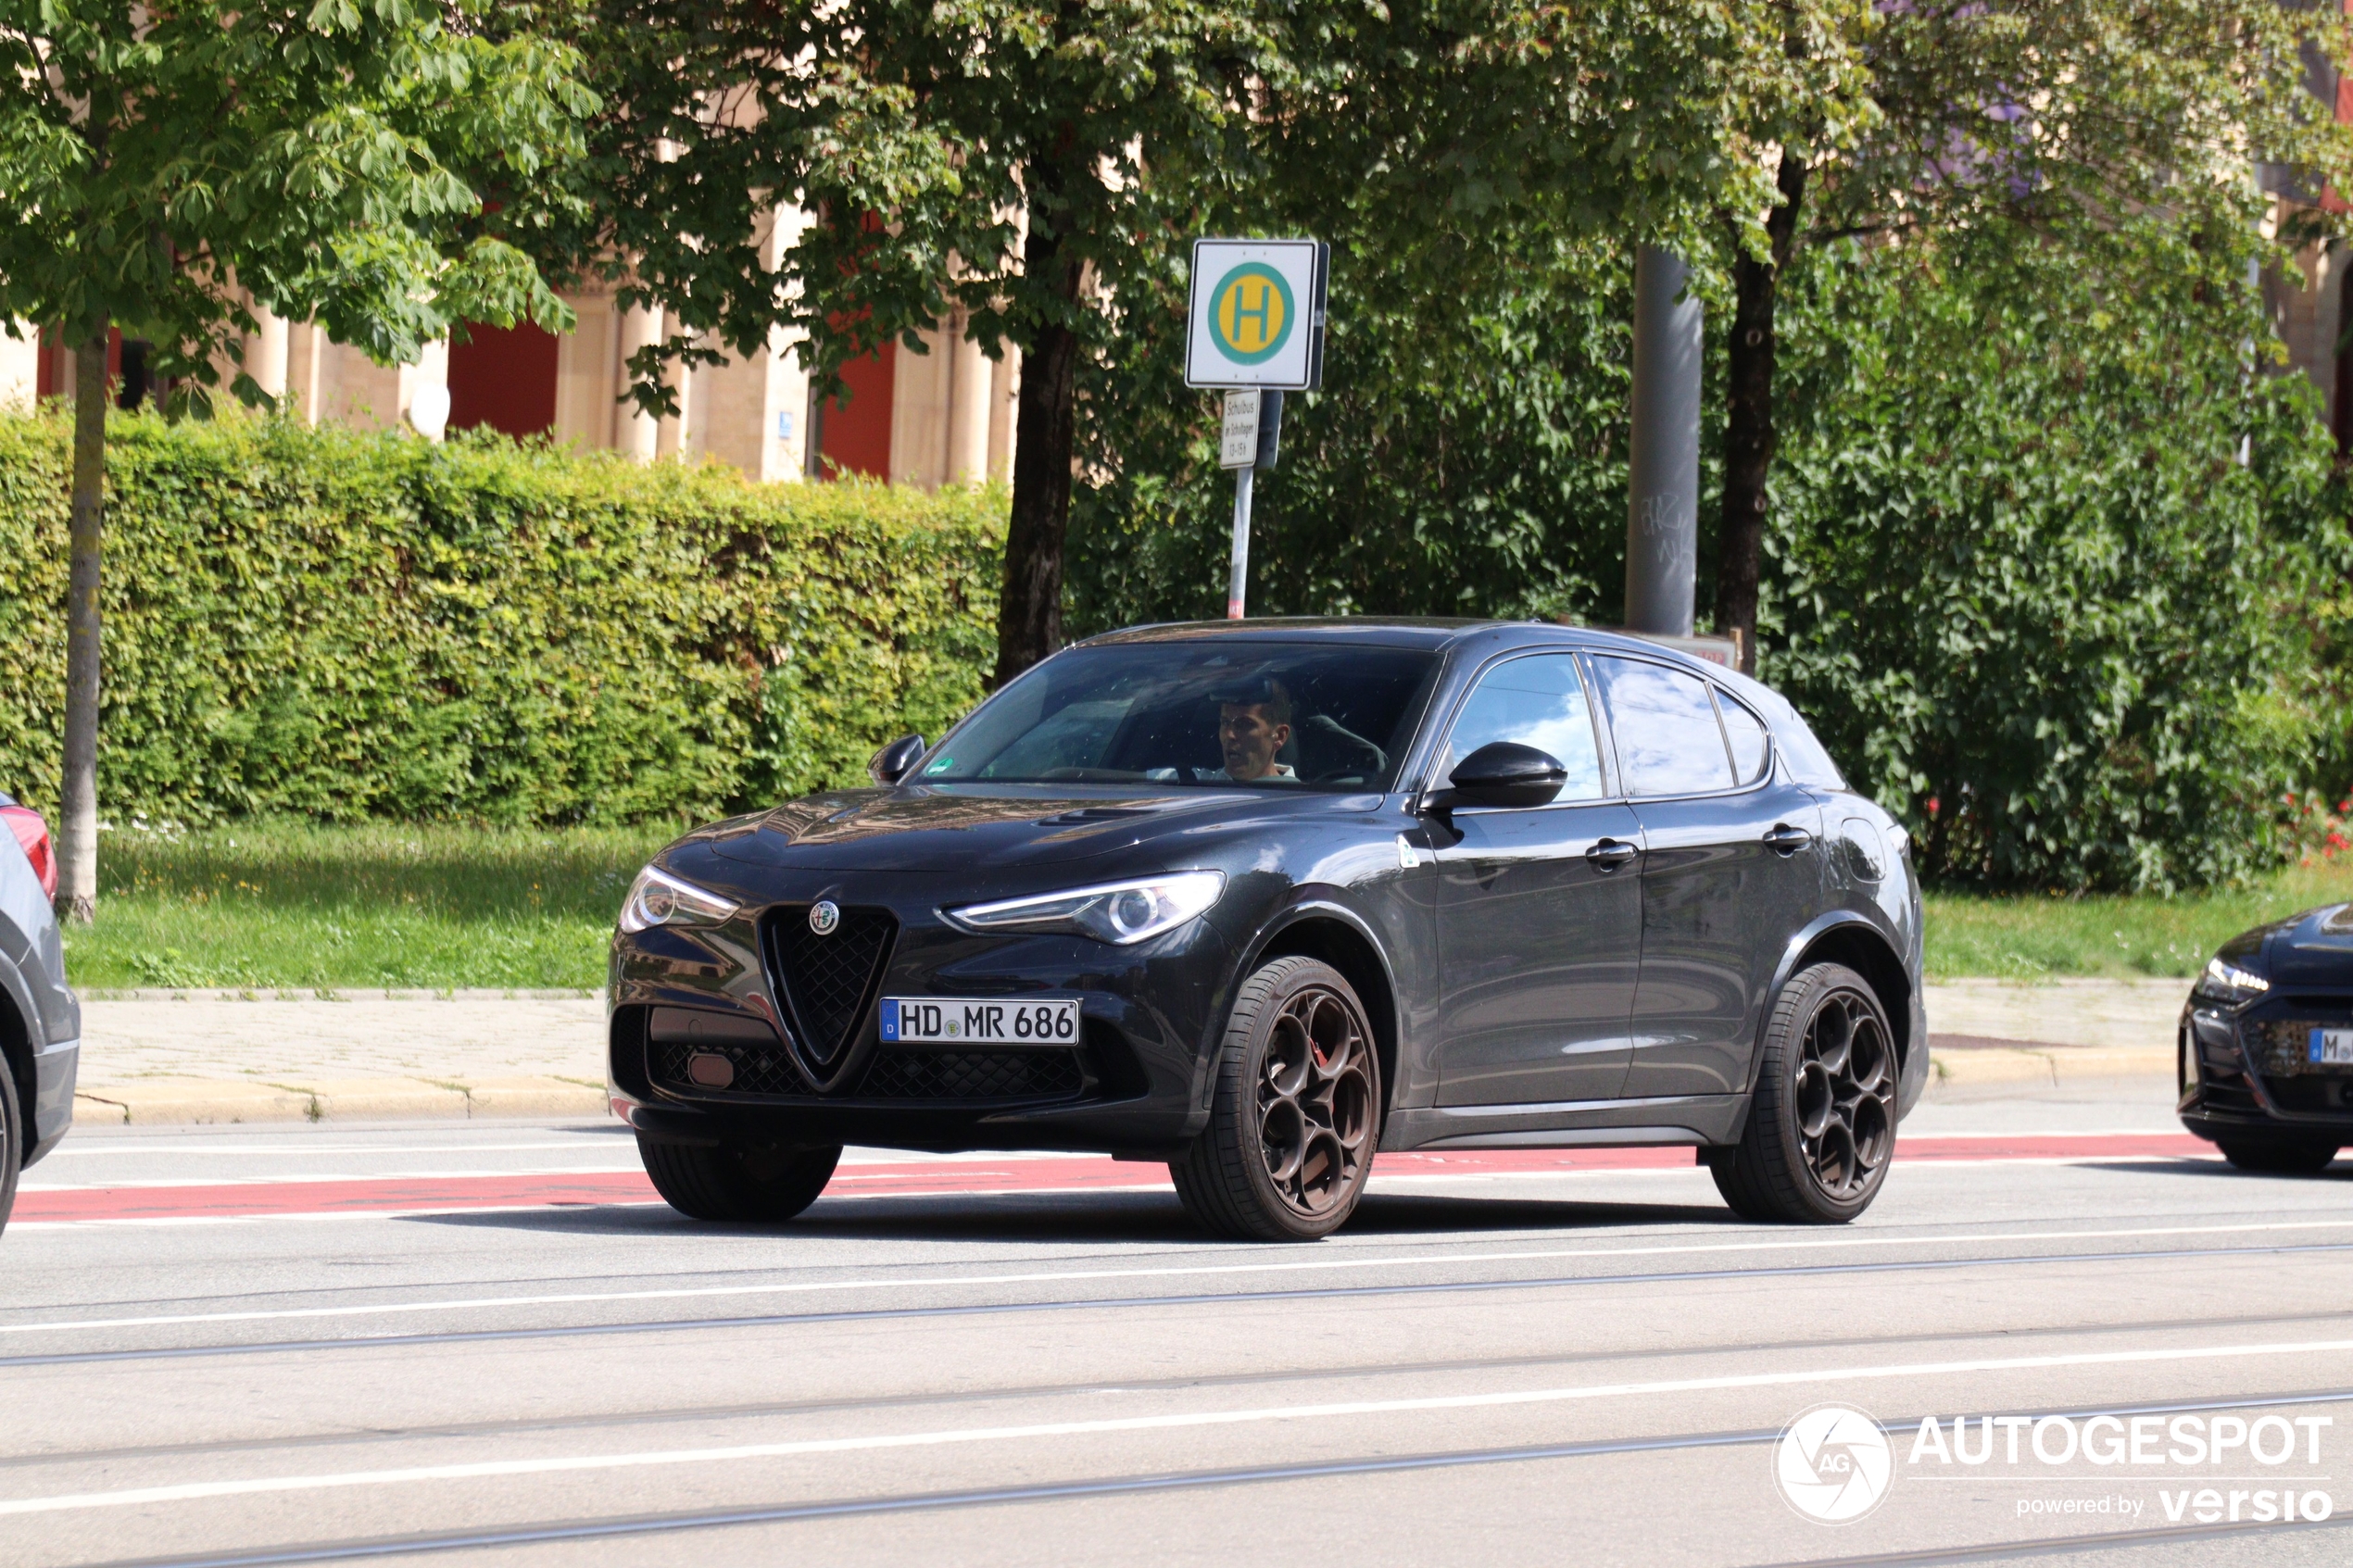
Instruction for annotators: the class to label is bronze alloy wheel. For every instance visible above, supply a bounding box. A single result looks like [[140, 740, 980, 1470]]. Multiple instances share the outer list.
[[1712, 961, 1896, 1224], [1173, 956, 1381, 1241]]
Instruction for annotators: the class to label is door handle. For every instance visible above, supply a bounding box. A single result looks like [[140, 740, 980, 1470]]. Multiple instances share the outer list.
[[1763, 822, 1814, 856], [1585, 837, 1639, 872]]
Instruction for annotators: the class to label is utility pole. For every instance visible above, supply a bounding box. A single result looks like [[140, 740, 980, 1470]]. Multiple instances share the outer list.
[[1625, 246, 1703, 637]]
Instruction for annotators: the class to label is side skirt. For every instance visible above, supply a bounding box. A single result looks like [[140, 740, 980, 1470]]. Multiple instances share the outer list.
[[1380, 1093, 1748, 1153]]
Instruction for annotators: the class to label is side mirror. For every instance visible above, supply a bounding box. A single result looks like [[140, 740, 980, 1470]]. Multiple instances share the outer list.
[[1436, 742, 1567, 810], [869, 733, 928, 787]]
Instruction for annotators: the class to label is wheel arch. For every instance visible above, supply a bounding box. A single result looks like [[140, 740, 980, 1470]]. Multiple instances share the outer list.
[[0, 952, 35, 1146], [1241, 900, 1403, 1122], [1750, 913, 1917, 1098], [1779, 921, 1910, 1090]]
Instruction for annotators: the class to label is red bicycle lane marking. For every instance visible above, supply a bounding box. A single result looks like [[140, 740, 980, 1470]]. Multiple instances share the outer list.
[[11, 1135, 2214, 1225]]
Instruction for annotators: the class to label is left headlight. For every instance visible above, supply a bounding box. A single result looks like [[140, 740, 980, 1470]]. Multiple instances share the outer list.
[[618, 865, 740, 934], [2193, 956, 2270, 1007], [946, 871, 1226, 946]]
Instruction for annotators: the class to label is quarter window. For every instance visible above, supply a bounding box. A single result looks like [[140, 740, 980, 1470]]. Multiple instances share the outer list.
[[1440, 654, 1604, 801], [1592, 657, 1734, 797], [1717, 692, 1772, 785]]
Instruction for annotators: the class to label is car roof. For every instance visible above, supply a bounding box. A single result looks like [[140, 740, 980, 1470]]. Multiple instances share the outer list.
[[1075, 617, 1731, 671]]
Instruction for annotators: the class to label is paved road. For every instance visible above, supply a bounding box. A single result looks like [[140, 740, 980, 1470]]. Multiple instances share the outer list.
[[3, 1080, 2348, 1568]]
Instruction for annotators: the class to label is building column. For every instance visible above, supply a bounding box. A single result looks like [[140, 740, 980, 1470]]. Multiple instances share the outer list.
[[615, 303, 663, 460], [284, 322, 324, 424], [986, 345, 1020, 483], [946, 310, 992, 486], [242, 308, 290, 400], [0, 324, 38, 409]]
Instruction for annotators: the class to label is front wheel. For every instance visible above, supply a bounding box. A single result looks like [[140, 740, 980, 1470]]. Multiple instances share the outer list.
[[1712, 962, 1897, 1224], [2217, 1138, 2340, 1175], [639, 1137, 841, 1222], [1171, 956, 1382, 1242]]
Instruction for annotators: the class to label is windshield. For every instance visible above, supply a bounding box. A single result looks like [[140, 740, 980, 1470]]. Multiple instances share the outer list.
[[920, 642, 1440, 790]]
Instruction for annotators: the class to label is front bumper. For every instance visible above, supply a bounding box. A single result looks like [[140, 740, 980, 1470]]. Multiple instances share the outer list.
[[2177, 997, 2353, 1142], [606, 867, 1235, 1157]]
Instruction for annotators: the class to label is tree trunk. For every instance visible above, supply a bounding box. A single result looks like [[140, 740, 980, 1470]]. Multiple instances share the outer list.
[[57, 332, 107, 923], [1715, 151, 1807, 676], [994, 181, 1085, 689]]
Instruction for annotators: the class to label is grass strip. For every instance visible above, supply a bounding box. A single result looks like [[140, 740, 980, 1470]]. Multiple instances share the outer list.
[[57, 821, 2353, 990]]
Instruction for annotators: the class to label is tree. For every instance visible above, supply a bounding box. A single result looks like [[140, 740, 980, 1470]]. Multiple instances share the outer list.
[[0, 0, 592, 919], [1711, 0, 2353, 671], [572, 0, 1289, 685]]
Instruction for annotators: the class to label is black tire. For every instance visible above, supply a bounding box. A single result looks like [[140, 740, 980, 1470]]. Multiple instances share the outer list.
[[2217, 1138, 2340, 1175], [0, 1055, 19, 1237], [638, 1137, 841, 1222], [1712, 962, 1897, 1224], [1171, 956, 1381, 1242]]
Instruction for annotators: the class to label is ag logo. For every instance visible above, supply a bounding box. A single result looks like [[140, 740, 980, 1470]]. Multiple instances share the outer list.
[[1774, 1403, 1893, 1524], [809, 900, 840, 936], [1207, 263, 1295, 365]]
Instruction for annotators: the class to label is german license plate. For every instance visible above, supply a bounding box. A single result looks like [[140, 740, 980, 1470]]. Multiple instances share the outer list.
[[881, 997, 1078, 1047], [2309, 1029, 2353, 1067]]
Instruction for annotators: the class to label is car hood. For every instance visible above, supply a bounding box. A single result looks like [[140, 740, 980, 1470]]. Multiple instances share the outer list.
[[689, 784, 1290, 874], [2262, 902, 2353, 985]]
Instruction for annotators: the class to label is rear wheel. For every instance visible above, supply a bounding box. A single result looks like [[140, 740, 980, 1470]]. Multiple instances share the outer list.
[[638, 1137, 841, 1222], [1171, 957, 1381, 1242], [1713, 962, 1896, 1224], [0, 1054, 19, 1236], [2217, 1138, 2340, 1175]]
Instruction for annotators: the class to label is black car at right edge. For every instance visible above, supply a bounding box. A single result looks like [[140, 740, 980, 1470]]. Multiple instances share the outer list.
[[2180, 905, 2353, 1173]]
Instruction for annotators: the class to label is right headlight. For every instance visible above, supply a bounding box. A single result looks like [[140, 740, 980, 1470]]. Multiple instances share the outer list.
[[945, 871, 1226, 946], [618, 865, 740, 934], [2192, 956, 2270, 1008]]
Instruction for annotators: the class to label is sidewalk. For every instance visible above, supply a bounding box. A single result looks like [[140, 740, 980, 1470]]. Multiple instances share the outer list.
[[68, 976, 2190, 1124], [71, 991, 608, 1124]]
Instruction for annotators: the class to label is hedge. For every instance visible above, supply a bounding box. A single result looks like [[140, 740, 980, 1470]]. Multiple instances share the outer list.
[[0, 408, 1003, 825]]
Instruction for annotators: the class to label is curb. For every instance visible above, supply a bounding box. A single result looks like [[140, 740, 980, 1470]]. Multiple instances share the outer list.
[[1926, 1040, 2173, 1089], [72, 1074, 610, 1125], [79, 988, 604, 1003]]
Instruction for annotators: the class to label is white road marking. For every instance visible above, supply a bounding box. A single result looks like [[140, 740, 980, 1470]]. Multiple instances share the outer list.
[[6, 1218, 2349, 1336], [19, 1168, 648, 1193], [4, 1336, 2351, 1517]]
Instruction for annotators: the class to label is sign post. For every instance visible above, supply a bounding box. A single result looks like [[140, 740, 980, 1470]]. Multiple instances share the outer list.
[[1186, 238, 1327, 619]]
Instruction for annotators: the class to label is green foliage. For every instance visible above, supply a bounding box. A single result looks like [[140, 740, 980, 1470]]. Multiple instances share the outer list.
[[0, 409, 1002, 824], [1764, 226, 2351, 892], [0, 0, 591, 391], [1070, 241, 1648, 631]]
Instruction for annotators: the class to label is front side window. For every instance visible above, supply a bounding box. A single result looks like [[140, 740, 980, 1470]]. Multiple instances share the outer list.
[[1438, 653, 1605, 801], [1592, 657, 1734, 797], [919, 642, 1438, 790]]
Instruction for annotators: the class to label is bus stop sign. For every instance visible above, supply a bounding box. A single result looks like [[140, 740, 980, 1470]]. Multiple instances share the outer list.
[[1186, 239, 1327, 391]]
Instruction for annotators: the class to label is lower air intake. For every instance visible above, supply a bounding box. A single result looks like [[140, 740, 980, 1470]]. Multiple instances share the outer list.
[[858, 1050, 1086, 1102]]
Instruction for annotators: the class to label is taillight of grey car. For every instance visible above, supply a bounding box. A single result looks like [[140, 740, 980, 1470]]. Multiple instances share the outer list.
[[606, 620, 1928, 1241], [2177, 905, 2353, 1173]]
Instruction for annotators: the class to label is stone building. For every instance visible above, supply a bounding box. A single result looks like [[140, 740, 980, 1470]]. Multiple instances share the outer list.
[[0, 275, 1018, 490]]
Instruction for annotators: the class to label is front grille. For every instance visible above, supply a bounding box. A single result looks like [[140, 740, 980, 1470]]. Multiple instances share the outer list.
[[2267, 1076, 2353, 1113], [858, 1049, 1086, 1102], [2247, 1018, 2353, 1079], [764, 906, 897, 1071], [649, 1036, 810, 1098]]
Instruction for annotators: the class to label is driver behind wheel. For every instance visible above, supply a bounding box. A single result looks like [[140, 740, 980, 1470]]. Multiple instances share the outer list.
[[1214, 677, 1300, 784]]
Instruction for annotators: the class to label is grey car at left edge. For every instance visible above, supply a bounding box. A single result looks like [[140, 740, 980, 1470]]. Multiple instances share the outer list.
[[0, 791, 80, 1235], [607, 619, 1928, 1241]]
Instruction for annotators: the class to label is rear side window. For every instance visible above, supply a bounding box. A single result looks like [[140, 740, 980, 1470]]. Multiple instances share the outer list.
[[1717, 692, 1772, 785], [1440, 653, 1605, 801], [1592, 657, 1732, 797]]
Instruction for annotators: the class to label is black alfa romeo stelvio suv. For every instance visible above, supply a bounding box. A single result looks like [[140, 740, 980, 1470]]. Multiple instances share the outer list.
[[607, 619, 1926, 1240]]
